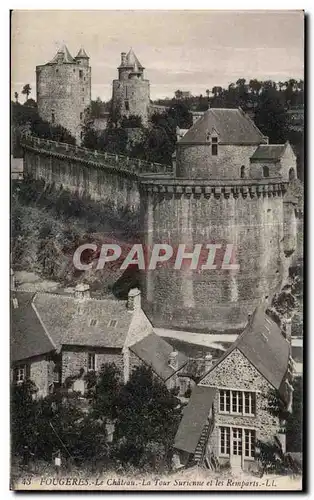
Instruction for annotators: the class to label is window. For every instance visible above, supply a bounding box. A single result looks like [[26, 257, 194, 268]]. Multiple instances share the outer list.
[[56, 69, 59, 74], [220, 427, 230, 456], [241, 165, 245, 179], [88, 353, 96, 371], [79, 70, 83, 78], [108, 319, 118, 328], [51, 112, 55, 124], [211, 136, 218, 156], [80, 131, 83, 140], [219, 427, 255, 459], [125, 100, 129, 111], [289, 168, 296, 181], [219, 390, 256, 415], [89, 319, 97, 326], [80, 112, 83, 120], [82, 97, 84, 102], [82, 87, 85, 92], [14, 365, 26, 384], [73, 69, 75, 73], [244, 429, 256, 458], [263, 165, 269, 178]]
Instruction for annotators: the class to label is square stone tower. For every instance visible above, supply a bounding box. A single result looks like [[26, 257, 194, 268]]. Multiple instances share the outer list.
[[36, 45, 91, 144]]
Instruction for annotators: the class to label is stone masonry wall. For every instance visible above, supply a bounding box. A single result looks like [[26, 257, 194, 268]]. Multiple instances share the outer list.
[[30, 355, 51, 398], [112, 78, 150, 125], [61, 347, 124, 382], [200, 348, 281, 455], [140, 179, 288, 331]]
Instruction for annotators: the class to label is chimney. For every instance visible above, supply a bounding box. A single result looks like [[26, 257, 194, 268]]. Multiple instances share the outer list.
[[74, 283, 90, 300], [127, 288, 141, 311], [283, 318, 292, 343], [204, 353, 213, 373], [168, 350, 179, 371], [121, 52, 126, 65]]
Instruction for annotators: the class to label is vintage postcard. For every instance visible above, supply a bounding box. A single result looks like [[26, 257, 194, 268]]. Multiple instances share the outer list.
[[10, 9, 304, 491]]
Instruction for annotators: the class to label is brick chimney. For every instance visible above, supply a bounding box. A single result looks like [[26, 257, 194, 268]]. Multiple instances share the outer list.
[[127, 288, 141, 311], [74, 283, 90, 300], [121, 52, 126, 65], [283, 318, 292, 343], [168, 350, 179, 371]]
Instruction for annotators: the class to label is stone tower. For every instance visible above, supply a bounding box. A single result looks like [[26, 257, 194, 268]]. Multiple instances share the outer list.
[[111, 49, 150, 125], [140, 108, 297, 333], [36, 45, 91, 144]]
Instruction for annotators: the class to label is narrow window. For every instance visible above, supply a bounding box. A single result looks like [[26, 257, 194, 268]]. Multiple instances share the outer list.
[[244, 429, 256, 458], [125, 100, 129, 111], [211, 136, 218, 156], [82, 87, 84, 92], [15, 365, 26, 384], [241, 165, 245, 178], [220, 427, 230, 456], [89, 319, 97, 326], [80, 131, 83, 140], [56, 68, 59, 74], [88, 353, 96, 371], [82, 97, 84, 103], [263, 165, 269, 178], [79, 70, 83, 78], [73, 69, 75, 73], [232, 428, 243, 456], [51, 112, 55, 124], [80, 112, 83, 120], [289, 168, 296, 181]]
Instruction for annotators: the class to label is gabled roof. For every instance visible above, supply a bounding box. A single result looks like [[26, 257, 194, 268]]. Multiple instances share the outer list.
[[33, 293, 133, 349], [120, 49, 144, 71], [174, 386, 216, 453], [179, 108, 267, 145], [200, 304, 290, 391], [75, 47, 89, 59], [11, 292, 55, 362], [49, 45, 75, 64], [130, 333, 188, 381], [250, 144, 287, 162]]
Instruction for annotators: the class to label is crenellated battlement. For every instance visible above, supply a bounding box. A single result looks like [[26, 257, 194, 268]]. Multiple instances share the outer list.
[[21, 136, 173, 177]]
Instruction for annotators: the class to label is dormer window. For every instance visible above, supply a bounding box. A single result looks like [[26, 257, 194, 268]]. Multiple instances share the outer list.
[[211, 137, 218, 156], [108, 319, 118, 328], [263, 165, 269, 178]]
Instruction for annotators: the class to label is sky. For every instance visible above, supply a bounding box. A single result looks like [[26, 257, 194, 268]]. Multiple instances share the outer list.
[[11, 10, 304, 101]]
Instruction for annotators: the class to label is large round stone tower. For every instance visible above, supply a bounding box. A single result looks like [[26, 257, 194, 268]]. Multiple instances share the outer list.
[[36, 45, 91, 144], [140, 108, 297, 332], [111, 49, 150, 125]]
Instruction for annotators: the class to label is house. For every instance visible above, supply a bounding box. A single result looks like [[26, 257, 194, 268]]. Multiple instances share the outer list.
[[174, 305, 294, 471], [11, 284, 191, 398]]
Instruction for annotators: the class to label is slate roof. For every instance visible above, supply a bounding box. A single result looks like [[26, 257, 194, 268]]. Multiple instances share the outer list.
[[75, 48, 89, 59], [120, 49, 144, 71], [179, 108, 267, 145], [49, 45, 75, 64], [174, 386, 216, 453], [11, 292, 55, 362], [130, 333, 188, 381], [33, 293, 133, 349], [250, 144, 287, 161], [200, 304, 290, 391]]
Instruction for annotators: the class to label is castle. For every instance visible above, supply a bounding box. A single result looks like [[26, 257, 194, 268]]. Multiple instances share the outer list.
[[36, 45, 91, 144], [26, 48, 299, 334]]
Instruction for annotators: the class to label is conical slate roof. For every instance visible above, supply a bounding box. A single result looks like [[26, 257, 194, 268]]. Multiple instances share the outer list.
[[49, 45, 75, 64], [75, 47, 89, 59], [123, 49, 144, 71]]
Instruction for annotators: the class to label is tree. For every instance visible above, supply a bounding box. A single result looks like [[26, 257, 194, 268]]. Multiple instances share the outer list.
[[14, 92, 19, 103], [21, 84, 31, 102], [174, 89, 183, 100], [254, 93, 289, 144], [206, 89, 210, 99], [114, 366, 182, 467], [88, 363, 122, 422], [11, 380, 38, 456], [24, 98, 37, 108]]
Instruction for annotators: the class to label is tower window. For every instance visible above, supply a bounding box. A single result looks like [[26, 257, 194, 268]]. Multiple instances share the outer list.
[[263, 165, 269, 178], [289, 168, 296, 181], [51, 112, 55, 124], [80, 112, 83, 120], [241, 165, 245, 179], [73, 69, 75, 73], [82, 87, 84, 92], [56, 68, 59, 73], [125, 100, 129, 111], [79, 70, 83, 78], [211, 137, 218, 156], [82, 97, 84, 102]]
